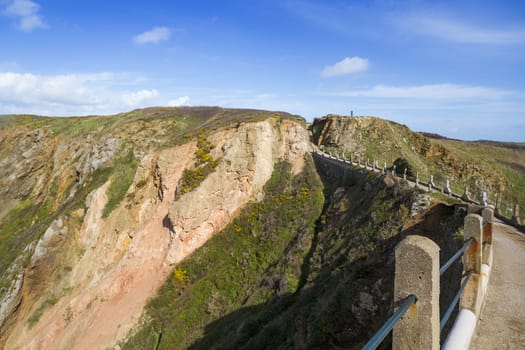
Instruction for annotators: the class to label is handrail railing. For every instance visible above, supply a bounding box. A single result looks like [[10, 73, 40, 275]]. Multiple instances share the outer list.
[[314, 147, 496, 348], [440, 270, 473, 331], [362, 294, 417, 350], [312, 147, 494, 208], [440, 237, 474, 275]]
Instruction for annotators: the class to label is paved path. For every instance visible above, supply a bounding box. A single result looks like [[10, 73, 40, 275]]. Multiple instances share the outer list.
[[470, 221, 525, 349]]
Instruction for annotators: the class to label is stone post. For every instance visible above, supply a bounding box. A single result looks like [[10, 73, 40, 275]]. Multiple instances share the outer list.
[[512, 204, 521, 225], [392, 165, 397, 176], [428, 175, 434, 192], [481, 192, 488, 207], [482, 208, 494, 266], [403, 168, 407, 180], [444, 179, 451, 194], [383, 161, 387, 174], [460, 214, 483, 315], [415, 172, 419, 186], [461, 186, 470, 202], [494, 192, 501, 216], [393, 235, 440, 350]]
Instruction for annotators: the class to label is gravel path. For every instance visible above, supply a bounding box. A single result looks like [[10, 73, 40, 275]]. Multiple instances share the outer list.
[[470, 220, 525, 350]]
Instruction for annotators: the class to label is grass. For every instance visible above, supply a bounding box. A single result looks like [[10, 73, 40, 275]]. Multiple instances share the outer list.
[[176, 136, 219, 198], [312, 115, 525, 222], [430, 138, 525, 220], [122, 156, 324, 349], [102, 151, 139, 218], [27, 295, 59, 328]]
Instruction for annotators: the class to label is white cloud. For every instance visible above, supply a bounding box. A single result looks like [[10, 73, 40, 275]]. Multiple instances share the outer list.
[[397, 15, 525, 45], [133, 27, 171, 45], [0, 72, 161, 115], [321, 57, 369, 78], [167, 96, 190, 106], [3, 0, 46, 32], [333, 83, 513, 100], [121, 89, 159, 107]]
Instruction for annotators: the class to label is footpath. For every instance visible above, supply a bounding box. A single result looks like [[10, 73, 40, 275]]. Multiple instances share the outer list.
[[470, 220, 525, 349]]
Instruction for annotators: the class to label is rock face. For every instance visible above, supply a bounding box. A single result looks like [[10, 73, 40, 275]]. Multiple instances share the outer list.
[[0, 111, 310, 350]]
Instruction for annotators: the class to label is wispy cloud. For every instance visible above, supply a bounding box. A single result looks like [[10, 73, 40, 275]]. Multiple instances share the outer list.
[[167, 96, 190, 106], [3, 0, 46, 32], [283, 1, 364, 36], [0, 72, 161, 115], [396, 14, 525, 45], [121, 89, 159, 107], [321, 57, 369, 78], [133, 27, 171, 45], [330, 83, 514, 100]]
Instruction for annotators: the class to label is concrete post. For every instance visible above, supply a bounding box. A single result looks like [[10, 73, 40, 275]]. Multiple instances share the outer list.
[[512, 204, 521, 225], [444, 179, 451, 194], [482, 208, 494, 266], [403, 168, 407, 180], [383, 161, 387, 174], [392, 165, 397, 176], [494, 192, 501, 216], [481, 192, 488, 207], [393, 235, 440, 350], [461, 186, 470, 202], [428, 175, 434, 192], [461, 214, 483, 315], [415, 172, 419, 186]]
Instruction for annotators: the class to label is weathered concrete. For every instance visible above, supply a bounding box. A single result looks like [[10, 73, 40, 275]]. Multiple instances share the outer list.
[[482, 208, 494, 265], [512, 204, 521, 225], [470, 221, 525, 349], [461, 214, 483, 315], [393, 235, 440, 350]]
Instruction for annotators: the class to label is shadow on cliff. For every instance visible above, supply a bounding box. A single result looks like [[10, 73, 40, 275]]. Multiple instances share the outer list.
[[187, 203, 464, 350]]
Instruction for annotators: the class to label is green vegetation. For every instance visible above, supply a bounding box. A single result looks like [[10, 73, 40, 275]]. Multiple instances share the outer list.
[[122, 154, 461, 349], [122, 157, 324, 349], [176, 136, 219, 198], [27, 295, 59, 328], [102, 152, 138, 218], [430, 138, 525, 221], [312, 116, 525, 222]]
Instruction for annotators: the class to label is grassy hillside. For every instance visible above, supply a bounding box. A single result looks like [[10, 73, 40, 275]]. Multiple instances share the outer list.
[[311, 115, 525, 222], [427, 137, 525, 219]]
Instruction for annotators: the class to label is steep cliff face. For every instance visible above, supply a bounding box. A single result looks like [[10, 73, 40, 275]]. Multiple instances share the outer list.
[[0, 108, 308, 349]]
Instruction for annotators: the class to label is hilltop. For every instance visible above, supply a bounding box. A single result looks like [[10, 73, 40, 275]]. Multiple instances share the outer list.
[[311, 115, 525, 220]]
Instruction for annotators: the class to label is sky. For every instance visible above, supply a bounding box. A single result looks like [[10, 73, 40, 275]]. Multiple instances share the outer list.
[[0, 0, 524, 141]]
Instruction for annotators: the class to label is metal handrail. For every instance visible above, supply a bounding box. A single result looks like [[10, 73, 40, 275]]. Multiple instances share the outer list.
[[362, 294, 417, 350], [440, 237, 474, 275], [440, 270, 473, 331]]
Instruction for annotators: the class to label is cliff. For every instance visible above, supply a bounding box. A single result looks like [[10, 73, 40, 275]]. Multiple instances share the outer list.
[[0, 108, 309, 349]]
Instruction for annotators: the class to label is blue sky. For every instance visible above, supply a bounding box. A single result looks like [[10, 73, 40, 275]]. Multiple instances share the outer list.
[[1, 0, 524, 141]]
